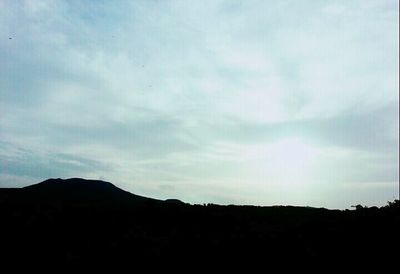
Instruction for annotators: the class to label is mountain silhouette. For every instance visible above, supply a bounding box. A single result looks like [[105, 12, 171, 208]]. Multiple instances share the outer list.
[[0, 178, 398, 270], [20, 177, 158, 204]]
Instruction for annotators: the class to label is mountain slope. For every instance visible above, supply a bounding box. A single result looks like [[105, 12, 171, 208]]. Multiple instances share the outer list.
[[3, 177, 160, 205], [0, 178, 398, 270]]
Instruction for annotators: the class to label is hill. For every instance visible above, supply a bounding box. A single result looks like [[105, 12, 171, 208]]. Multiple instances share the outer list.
[[0, 178, 398, 270], [20, 177, 159, 204]]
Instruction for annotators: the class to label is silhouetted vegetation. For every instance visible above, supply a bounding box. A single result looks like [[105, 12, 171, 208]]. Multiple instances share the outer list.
[[0, 178, 398, 270]]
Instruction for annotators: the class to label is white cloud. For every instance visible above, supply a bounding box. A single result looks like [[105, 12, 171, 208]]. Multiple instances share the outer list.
[[0, 0, 398, 208]]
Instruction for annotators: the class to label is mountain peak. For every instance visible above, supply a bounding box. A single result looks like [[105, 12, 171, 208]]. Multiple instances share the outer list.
[[21, 177, 156, 204], [25, 177, 119, 190], [23, 178, 126, 195]]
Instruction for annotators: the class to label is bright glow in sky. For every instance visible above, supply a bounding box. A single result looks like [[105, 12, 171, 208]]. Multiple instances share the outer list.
[[0, 0, 398, 209], [263, 138, 320, 184]]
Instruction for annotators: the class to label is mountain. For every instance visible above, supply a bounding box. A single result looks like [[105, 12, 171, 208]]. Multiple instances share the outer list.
[[0, 178, 398, 270], [1, 177, 162, 205]]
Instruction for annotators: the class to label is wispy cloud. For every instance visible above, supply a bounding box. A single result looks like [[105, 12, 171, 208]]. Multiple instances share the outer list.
[[0, 0, 398, 208]]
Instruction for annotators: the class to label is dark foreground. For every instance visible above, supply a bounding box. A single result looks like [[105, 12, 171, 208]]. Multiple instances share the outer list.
[[0, 178, 399, 270]]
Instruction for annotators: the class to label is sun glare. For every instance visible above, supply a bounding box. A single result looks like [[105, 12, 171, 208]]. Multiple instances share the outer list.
[[265, 138, 319, 185]]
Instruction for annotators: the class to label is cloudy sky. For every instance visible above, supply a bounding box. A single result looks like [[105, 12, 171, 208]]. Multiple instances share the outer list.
[[0, 0, 398, 208]]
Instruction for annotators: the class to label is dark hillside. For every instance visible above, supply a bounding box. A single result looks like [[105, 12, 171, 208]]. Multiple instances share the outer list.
[[0, 178, 398, 270]]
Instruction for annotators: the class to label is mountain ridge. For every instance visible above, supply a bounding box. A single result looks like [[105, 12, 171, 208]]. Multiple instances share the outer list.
[[2, 177, 165, 205], [0, 177, 398, 269]]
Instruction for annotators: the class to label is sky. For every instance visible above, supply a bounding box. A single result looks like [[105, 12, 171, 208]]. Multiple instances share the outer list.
[[0, 0, 398, 209]]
